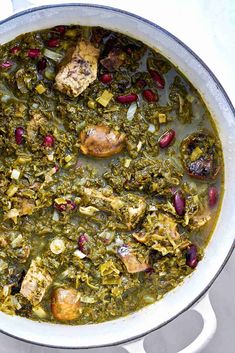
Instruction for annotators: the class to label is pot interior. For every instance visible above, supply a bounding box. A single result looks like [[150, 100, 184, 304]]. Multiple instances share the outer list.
[[0, 4, 234, 349]]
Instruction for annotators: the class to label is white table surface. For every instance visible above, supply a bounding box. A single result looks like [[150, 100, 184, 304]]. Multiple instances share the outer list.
[[0, 1, 234, 352]]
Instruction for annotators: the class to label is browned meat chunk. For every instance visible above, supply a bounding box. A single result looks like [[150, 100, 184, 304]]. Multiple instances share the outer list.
[[180, 131, 221, 180], [20, 259, 52, 306], [51, 287, 81, 321], [118, 245, 149, 273], [80, 125, 126, 157], [55, 41, 100, 97]]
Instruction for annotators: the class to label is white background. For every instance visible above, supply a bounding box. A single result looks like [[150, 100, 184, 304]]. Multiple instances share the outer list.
[[0, 1, 234, 352]]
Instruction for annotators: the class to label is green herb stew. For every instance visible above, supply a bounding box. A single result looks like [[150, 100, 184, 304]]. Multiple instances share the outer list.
[[0, 25, 223, 323]]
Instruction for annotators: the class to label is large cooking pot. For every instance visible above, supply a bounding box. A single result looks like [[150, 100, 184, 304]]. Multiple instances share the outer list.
[[0, 3, 234, 353]]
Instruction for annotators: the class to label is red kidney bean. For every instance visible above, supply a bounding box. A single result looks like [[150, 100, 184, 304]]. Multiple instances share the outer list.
[[78, 234, 88, 246], [43, 135, 55, 147], [143, 89, 157, 102], [28, 48, 41, 59], [54, 165, 59, 173], [15, 127, 25, 145], [100, 73, 112, 84], [78, 233, 89, 253], [54, 199, 75, 213], [173, 191, 186, 216], [208, 186, 218, 208], [37, 58, 47, 71], [9, 46, 20, 55], [136, 79, 146, 88], [54, 203, 67, 212], [0, 61, 13, 68], [145, 267, 155, 275], [149, 69, 165, 89], [116, 93, 138, 104], [54, 25, 66, 35], [186, 245, 198, 268], [159, 129, 176, 148], [47, 38, 60, 48], [66, 200, 76, 210]]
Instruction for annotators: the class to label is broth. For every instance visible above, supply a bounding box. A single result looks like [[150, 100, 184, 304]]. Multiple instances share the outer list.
[[0, 25, 223, 324]]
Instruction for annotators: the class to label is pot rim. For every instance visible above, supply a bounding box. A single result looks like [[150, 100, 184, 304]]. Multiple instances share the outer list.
[[0, 3, 234, 350]]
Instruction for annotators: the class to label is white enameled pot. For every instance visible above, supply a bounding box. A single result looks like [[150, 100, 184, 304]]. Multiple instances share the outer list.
[[0, 3, 234, 353]]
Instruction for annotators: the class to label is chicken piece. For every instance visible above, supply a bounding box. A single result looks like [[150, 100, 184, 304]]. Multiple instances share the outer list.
[[51, 287, 81, 321], [20, 258, 52, 306], [55, 41, 100, 97], [118, 245, 149, 273], [80, 125, 126, 157], [27, 112, 46, 141], [81, 187, 146, 230]]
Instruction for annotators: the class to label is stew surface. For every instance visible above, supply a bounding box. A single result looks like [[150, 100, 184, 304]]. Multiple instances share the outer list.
[[0, 25, 223, 324]]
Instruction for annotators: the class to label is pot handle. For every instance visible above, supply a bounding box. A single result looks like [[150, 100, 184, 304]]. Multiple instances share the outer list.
[[121, 293, 216, 353]]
